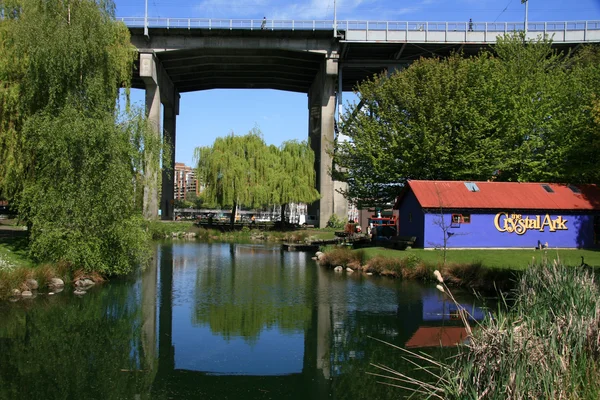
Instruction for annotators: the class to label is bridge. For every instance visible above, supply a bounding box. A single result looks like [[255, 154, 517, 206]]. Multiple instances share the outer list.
[[123, 17, 600, 227]]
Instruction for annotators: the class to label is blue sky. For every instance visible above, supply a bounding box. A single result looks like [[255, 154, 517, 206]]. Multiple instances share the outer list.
[[114, 0, 600, 166]]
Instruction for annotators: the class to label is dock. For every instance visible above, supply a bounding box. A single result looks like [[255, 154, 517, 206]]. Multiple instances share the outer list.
[[282, 234, 371, 252]]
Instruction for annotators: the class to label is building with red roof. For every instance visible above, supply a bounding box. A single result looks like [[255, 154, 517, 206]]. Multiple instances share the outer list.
[[394, 180, 600, 248]]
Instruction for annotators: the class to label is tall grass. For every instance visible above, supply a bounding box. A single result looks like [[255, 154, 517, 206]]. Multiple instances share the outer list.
[[374, 261, 600, 399]]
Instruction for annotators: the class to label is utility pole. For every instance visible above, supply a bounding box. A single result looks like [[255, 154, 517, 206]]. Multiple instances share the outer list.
[[333, 0, 337, 38], [144, 0, 148, 37], [522, 0, 528, 36]]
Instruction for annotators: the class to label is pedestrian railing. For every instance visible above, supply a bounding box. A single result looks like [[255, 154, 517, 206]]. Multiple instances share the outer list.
[[118, 17, 600, 43]]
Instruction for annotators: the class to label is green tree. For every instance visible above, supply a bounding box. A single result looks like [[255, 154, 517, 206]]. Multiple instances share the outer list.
[[275, 140, 320, 222], [195, 129, 319, 226], [334, 34, 600, 206], [0, 0, 158, 274]]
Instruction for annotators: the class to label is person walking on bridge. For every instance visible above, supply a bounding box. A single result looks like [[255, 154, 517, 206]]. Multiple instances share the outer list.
[[261, 17, 267, 30]]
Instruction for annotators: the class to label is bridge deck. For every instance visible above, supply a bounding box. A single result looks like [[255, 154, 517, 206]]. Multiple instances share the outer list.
[[120, 17, 600, 44]]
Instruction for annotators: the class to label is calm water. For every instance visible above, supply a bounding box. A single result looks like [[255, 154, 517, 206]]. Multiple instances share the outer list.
[[0, 242, 486, 400]]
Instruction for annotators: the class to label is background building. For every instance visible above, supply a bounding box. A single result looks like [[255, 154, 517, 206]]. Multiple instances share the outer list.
[[174, 162, 199, 200], [394, 180, 600, 249]]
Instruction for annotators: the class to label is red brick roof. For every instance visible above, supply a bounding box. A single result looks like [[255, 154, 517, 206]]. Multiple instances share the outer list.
[[400, 180, 600, 211]]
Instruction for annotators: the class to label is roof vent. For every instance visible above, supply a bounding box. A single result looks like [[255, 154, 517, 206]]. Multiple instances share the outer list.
[[464, 182, 479, 192], [541, 184, 554, 193], [568, 184, 581, 194]]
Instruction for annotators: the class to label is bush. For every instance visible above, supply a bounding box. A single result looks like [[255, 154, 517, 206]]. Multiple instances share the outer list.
[[326, 214, 346, 229]]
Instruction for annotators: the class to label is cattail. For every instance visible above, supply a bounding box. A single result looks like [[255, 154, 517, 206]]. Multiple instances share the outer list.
[[434, 270, 444, 283], [436, 284, 445, 293]]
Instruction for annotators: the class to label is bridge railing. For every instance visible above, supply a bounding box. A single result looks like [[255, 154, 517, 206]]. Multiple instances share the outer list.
[[119, 17, 334, 30], [119, 17, 600, 42]]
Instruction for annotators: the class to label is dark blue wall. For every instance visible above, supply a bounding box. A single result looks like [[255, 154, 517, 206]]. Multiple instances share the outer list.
[[397, 191, 425, 247], [421, 212, 596, 249]]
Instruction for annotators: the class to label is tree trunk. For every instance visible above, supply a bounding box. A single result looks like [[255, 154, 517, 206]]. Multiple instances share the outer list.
[[281, 203, 288, 224], [230, 201, 237, 229]]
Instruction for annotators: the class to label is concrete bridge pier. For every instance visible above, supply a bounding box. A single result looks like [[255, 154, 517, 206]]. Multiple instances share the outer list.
[[140, 52, 180, 220], [308, 56, 347, 228]]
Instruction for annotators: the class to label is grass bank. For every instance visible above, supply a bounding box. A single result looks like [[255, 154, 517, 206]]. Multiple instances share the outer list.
[[316, 246, 600, 292], [381, 262, 600, 399], [359, 247, 600, 269], [144, 220, 337, 242]]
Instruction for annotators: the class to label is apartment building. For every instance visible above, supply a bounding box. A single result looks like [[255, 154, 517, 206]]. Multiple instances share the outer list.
[[174, 162, 199, 200]]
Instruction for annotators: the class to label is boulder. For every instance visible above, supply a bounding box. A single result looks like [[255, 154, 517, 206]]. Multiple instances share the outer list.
[[26, 279, 39, 290], [21, 290, 33, 298], [83, 279, 95, 287], [49, 278, 64, 288], [346, 267, 354, 273], [11, 289, 21, 297], [334, 266, 343, 272]]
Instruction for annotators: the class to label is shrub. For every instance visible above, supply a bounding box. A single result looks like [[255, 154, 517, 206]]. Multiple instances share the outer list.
[[326, 214, 346, 229]]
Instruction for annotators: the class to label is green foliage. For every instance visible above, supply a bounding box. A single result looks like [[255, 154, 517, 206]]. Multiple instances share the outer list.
[[195, 129, 320, 218], [335, 34, 600, 206], [326, 214, 346, 229], [18, 107, 150, 274], [143, 220, 194, 240], [0, 0, 156, 275]]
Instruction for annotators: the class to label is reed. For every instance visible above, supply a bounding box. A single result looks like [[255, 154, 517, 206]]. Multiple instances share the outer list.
[[373, 260, 600, 399]]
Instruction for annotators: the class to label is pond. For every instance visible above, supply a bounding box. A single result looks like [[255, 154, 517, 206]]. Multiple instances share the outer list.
[[0, 242, 487, 399]]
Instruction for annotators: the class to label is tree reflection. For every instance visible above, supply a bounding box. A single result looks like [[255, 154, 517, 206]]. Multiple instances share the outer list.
[[0, 282, 155, 399], [192, 244, 313, 342]]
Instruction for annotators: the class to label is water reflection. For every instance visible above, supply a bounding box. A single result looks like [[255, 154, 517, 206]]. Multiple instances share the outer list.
[[0, 242, 488, 400]]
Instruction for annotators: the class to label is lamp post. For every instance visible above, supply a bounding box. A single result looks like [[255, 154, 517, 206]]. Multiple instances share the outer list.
[[333, 0, 337, 37], [144, 0, 148, 37], [522, 0, 528, 36]]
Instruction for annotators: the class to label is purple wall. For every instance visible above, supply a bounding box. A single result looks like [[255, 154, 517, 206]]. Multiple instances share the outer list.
[[422, 211, 596, 249], [397, 191, 425, 247]]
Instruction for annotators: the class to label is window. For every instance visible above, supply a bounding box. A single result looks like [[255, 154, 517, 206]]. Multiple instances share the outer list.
[[541, 184, 554, 193], [451, 213, 471, 224], [568, 185, 581, 194], [464, 182, 480, 192]]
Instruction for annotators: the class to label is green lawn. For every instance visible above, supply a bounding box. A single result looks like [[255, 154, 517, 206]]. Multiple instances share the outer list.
[[0, 234, 35, 269], [359, 247, 600, 270]]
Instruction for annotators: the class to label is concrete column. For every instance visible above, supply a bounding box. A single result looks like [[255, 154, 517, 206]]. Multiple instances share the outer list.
[[161, 100, 178, 220], [308, 56, 347, 228], [141, 53, 161, 219]]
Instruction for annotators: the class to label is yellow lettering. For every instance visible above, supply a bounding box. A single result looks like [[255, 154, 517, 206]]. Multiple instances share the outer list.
[[554, 216, 568, 230], [515, 218, 527, 235], [494, 213, 507, 232], [526, 217, 536, 230], [540, 214, 555, 232], [496, 212, 568, 234]]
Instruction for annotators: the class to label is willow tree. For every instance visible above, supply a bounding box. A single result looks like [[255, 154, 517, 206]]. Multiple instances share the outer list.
[[276, 140, 320, 222], [195, 130, 319, 226], [0, 0, 156, 274], [195, 129, 277, 227]]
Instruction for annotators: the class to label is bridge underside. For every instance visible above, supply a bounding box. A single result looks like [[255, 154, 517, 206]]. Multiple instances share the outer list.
[[131, 26, 589, 224], [132, 48, 324, 93]]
